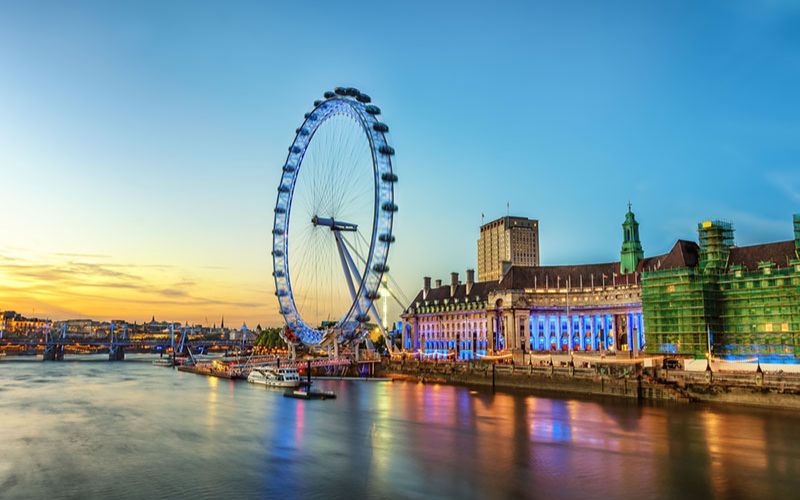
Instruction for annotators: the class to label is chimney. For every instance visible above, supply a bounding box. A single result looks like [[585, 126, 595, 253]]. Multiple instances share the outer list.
[[466, 269, 475, 295], [435, 279, 442, 288], [450, 272, 459, 297], [423, 276, 431, 300]]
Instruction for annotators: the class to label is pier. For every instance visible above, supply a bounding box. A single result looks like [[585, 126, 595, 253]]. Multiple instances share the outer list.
[[382, 356, 800, 410], [178, 354, 380, 380]]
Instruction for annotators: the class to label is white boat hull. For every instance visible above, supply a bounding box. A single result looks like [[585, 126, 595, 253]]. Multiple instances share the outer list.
[[247, 367, 302, 388], [247, 377, 301, 388]]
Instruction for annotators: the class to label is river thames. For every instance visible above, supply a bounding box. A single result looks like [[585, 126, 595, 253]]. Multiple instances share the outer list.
[[2, 355, 800, 499]]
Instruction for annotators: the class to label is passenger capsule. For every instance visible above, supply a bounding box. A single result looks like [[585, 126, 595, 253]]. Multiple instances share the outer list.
[[356, 93, 371, 103], [378, 233, 396, 243], [272, 227, 285, 235], [381, 202, 398, 212], [274, 206, 287, 214], [373, 122, 389, 133], [272, 250, 284, 257], [283, 164, 296, 173], [289, 145, 301, 154], [365, 105, 381, 115], [373, 263, 390, 273], [335, 87, 348, 95], [378, 145, 395, 155], [381, 172, 398, 182], [313, 100, 322, 107], [346, 87, 360, 96], [324, 91, 336, 99]]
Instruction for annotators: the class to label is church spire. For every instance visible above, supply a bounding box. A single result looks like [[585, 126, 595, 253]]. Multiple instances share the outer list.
[[620, 203, 644, 274]]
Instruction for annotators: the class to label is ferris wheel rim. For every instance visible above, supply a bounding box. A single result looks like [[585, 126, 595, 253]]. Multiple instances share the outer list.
[[271, 88, 396, 347]]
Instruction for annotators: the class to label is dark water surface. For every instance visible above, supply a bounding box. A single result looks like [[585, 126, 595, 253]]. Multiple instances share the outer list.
[[2, 355, 800, 499]]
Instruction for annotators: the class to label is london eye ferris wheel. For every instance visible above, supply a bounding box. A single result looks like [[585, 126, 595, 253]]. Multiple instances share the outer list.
[[272, 87, 397, 348]]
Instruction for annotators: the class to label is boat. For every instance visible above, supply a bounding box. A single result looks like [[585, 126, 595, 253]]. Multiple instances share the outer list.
[[283, 386, 337, 400], [247, 367, 302, 388], [152, 358, 174, 367]]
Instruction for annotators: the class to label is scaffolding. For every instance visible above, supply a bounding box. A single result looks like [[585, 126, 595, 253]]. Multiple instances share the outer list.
[[718, 263, 800, 358], [698, 220, 734, 274], [642, 267, 719, 356], [644, 218, 800, 360]]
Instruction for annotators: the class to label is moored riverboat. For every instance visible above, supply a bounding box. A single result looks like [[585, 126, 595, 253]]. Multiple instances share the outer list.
[[247, 367, 302, 388]]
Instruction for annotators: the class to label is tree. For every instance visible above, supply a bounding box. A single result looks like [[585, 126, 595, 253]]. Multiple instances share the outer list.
[[255, 327, 286, 350]]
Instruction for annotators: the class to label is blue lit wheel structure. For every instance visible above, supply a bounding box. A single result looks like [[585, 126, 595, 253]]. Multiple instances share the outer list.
[[272, 87, 397, 348]]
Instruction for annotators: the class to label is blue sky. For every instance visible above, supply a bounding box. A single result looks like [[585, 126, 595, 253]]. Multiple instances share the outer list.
[[1, 0, 799, 324]]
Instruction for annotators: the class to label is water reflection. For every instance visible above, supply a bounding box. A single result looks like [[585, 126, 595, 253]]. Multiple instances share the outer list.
[[2, 356, 800, 499]]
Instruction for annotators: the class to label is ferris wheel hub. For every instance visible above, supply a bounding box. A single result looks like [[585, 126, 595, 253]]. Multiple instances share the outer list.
[[311, 215, 358, 232]]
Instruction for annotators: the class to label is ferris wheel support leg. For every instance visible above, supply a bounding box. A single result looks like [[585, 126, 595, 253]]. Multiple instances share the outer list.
[[340, 239, 395, 353], [339, 235, 389, 336], [334, 231, 361, 312]]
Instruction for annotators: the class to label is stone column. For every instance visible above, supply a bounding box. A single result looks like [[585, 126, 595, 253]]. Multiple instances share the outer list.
[[507, 310, 519, 351], [629, 312, 638, 355], [410, 317, 419, 353], [487, 310, 496, 353], [638, 313, 645, 352], [557, 314, 564, 351], [523, 313, 531, 352]]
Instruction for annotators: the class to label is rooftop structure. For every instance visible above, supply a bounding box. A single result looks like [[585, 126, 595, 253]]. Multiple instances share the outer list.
[[477, 216, 539, 282]]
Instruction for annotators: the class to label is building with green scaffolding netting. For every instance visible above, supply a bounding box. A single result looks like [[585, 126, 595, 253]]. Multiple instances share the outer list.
[[643, 215, 800, 361]]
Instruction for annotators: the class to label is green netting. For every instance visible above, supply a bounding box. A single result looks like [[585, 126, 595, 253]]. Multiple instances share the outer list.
[[643, 262, 800, 357]]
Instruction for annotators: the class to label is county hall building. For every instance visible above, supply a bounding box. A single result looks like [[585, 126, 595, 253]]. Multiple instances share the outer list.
[[400, 207, 694, 359]]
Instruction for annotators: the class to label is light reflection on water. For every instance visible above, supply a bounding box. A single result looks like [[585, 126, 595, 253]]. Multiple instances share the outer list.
[[2, 355, 800, 499]]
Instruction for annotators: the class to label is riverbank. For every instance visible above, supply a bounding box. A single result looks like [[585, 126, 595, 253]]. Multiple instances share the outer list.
[[381, 359, 800, 410]]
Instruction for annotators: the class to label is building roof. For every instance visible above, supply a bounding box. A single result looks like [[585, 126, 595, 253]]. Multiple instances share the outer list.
[[480, 215, 538, 231], [498, 261, 621, 290], [409, 280, 500, 307], [406, 239, 797, 310], [728, 240, 796, 270], [637, 240, 700, 273], [638, 239, 796, 273]]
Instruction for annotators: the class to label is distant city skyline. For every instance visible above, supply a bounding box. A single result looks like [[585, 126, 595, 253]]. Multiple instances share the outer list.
[[1, 0, 799, 325]]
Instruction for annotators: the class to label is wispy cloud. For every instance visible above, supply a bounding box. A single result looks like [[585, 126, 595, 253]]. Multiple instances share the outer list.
[[0, 252, 269, 322], [766, 170, 800, 203], [55, 252, 111, 259], [725, 209, 792, 245]]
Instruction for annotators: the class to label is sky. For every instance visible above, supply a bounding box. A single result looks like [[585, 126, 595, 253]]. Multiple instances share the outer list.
[[1, 0, 799, 327]]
